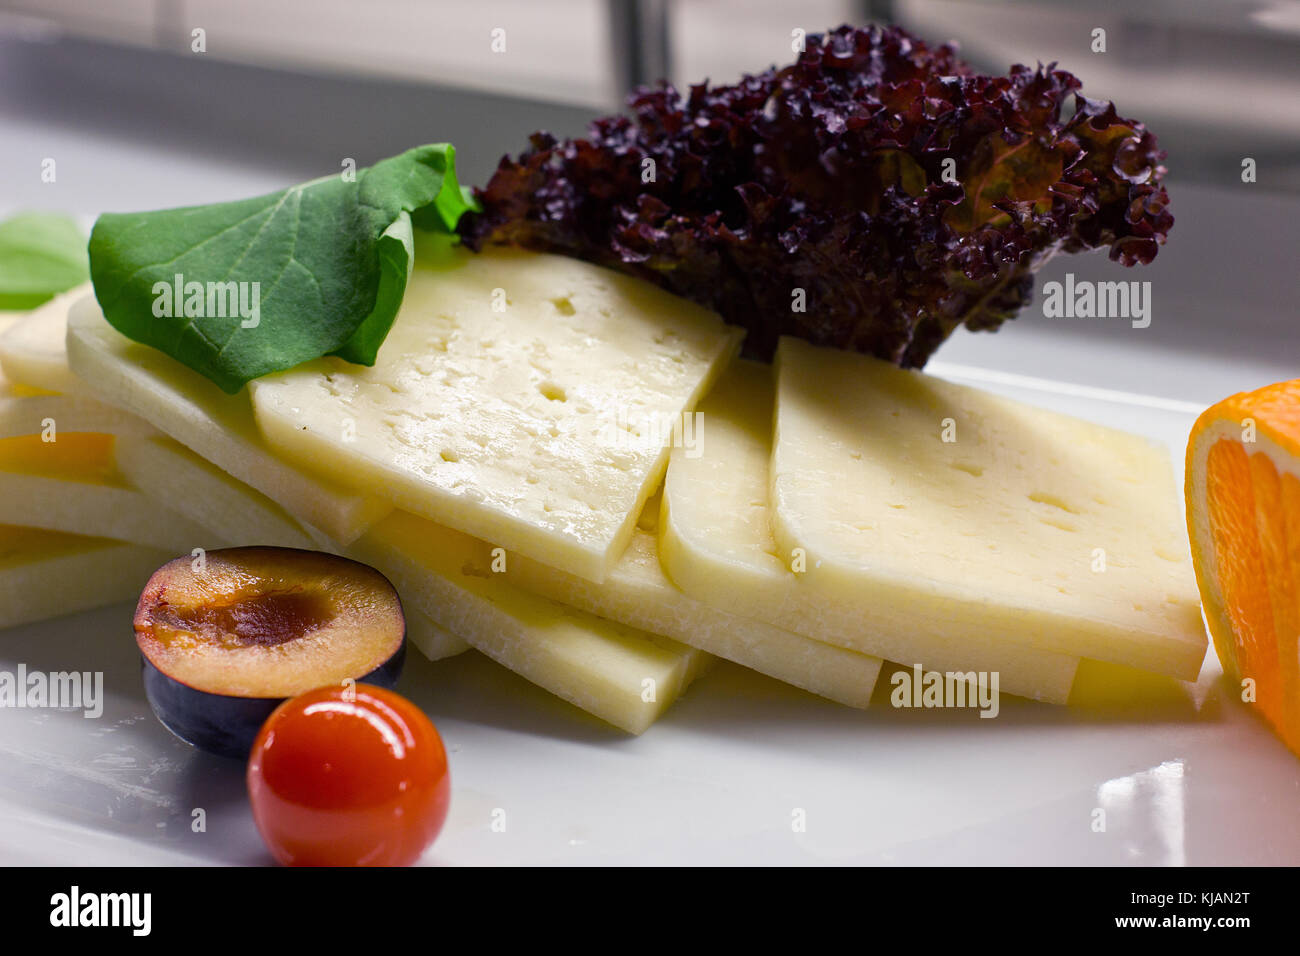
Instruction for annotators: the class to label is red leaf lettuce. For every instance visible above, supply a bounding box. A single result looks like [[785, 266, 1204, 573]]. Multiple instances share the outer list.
[[460, 24, 1172, 367]]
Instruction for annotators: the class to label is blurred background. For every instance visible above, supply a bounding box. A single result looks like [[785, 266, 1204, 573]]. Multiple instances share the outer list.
[[0, 0, 1296, 398]]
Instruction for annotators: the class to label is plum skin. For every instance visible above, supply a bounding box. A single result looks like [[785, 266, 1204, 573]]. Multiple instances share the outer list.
[[141, 645, 404, 760]]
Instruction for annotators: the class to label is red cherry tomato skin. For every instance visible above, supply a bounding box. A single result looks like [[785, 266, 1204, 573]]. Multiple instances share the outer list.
[[247, 685, 450, 866]]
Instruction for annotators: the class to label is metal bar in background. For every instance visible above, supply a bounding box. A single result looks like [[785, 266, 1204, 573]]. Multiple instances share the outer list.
[[859, 0, 896, 25], [608, 0, 672, 97]]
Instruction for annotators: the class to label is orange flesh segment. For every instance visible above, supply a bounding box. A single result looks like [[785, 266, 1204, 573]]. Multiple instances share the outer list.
[[1204, 436, 1300, 751], [1253, 456, 1300, 736], [0, 432, 117, 483], [1277, 470, 1300, 748]]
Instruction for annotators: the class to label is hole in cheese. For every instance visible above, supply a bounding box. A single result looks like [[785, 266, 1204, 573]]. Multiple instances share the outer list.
[[1028, 491, 1081, 514], [1038, 516, 1079, 533], [539, 382, 567, 403]]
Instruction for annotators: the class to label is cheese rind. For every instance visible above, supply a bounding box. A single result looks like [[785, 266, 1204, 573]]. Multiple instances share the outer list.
[[250, 240, 742, 582], [0, 524, 170, 630], [769, 338, 1206, 680], [65, 296, 389, 544], [507, 516, 882, 708], [659, 359, 1083, 703], [351, 511, 709, 734]]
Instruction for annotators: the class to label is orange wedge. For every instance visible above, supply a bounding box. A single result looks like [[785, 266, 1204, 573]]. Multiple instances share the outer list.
[[1186, 380, 1300, 756]]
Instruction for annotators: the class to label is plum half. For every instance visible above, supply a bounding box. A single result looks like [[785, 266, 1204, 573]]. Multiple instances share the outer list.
[[134, 547, 406, 759]]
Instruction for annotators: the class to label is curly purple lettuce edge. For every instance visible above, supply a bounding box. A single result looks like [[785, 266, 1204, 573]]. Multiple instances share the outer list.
[[460, 23, 1172, 368]]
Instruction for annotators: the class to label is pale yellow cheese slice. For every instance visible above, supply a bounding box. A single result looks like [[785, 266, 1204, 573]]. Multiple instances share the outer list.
[[0, 391, 154, 441], [506, 497, 882, 708], [0, 284, 95, 396], [351, 511, 710, 734], [114, 435, 321, 551], [119, 414, 709, 696], [0, 295, 153, 440], [0, 315, 21, 390], [250, 238, 742, 582], [111, 434, 469, 662], [404, 613, 472, 664], [659, 359, 1083, 703], [0, 433, 211, 553], [0, 524, 169, 630], [65, 296, 389, 544], [770, 338, 1206, 680]]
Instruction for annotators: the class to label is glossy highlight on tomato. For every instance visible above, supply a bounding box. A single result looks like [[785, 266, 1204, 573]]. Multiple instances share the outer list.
[[247, 684, 450, 866]]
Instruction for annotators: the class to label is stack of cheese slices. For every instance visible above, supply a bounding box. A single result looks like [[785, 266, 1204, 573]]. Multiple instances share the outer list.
[[0, 287, 196, 628], [0, 235, 1208, 733]]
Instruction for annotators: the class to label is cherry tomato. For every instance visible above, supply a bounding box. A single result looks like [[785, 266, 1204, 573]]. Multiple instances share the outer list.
[[247, 684, 450, 866]]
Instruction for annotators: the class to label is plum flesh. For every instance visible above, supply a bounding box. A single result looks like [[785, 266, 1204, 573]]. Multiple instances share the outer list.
[[134, 547, 406, 759]]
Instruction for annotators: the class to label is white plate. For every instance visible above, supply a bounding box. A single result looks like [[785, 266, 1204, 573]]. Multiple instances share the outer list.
[[1, 366, 1297, 866]]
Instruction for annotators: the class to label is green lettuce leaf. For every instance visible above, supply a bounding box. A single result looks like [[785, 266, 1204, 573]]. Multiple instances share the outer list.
[[0, 212, 89, 310], [89, 144, 477, 393]]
